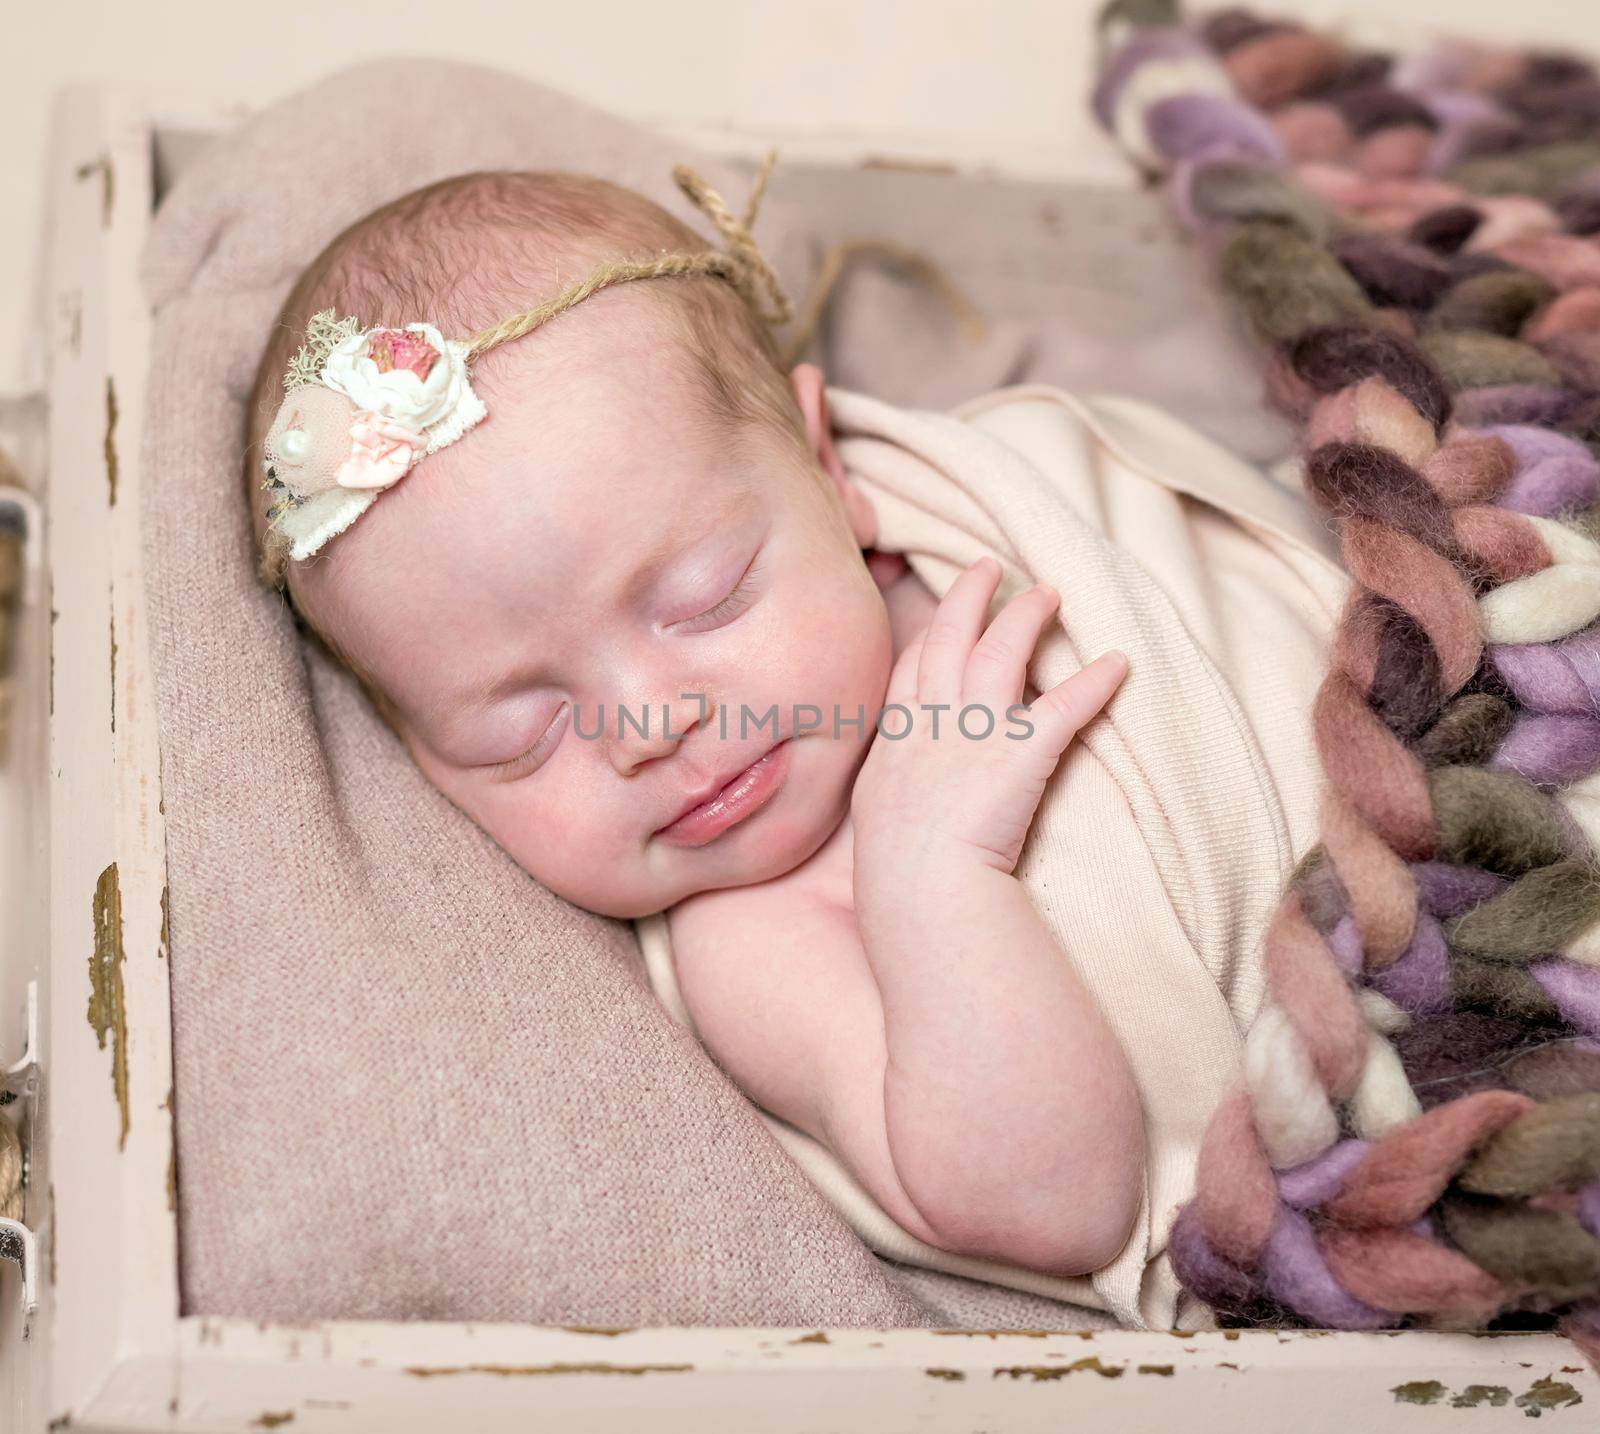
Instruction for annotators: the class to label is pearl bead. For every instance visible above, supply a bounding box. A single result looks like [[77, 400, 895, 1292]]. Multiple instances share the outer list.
[[279, 428, 311, 463]]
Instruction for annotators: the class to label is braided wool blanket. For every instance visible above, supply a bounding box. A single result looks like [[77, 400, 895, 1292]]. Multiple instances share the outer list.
[[1093, 3, 1600, 1356]]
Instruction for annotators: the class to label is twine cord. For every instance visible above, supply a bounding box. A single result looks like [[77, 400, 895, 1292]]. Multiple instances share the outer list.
[[464, 149, 988, 369], [779, 237, 990, 369], [465, 150, 797, 361]]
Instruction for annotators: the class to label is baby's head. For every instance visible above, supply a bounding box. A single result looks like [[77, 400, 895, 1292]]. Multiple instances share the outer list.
[[246, 169, 892, 918]]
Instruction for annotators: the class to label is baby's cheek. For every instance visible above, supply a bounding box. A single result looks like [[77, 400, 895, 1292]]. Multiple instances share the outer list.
[[807, 571, 894, 710], [474, 769, 628, 895]]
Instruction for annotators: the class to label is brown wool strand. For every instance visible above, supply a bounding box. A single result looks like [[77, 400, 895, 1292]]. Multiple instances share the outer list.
[[1219, 223, 1373, 344], [1427, 766, 1569, 877], [1305, 441, 1457, 550], [1555, 189, 1600, 235], [1415, 693, 1517, 768], [1191, 161, 1333, 238], [1449, 952, 1566, 1025], [1451, 505, 1553, 586], [1418, 330, 1566, 392], [1226, 30, 1346, 110], [1429, 270, 1558, 337], [1409, 204, 1485, 255], [1445, 141, 1600, 201], [1371, 606, 1445, 741], [1439, 1195, 1600, 1301], [1329, 231, 1455, 309], [1505, 1043, 1600, 1099], [1422, 436, 1517, 507], [1314, 670, 1439, 859], [1458, 1094, 1600, 1196], [1339, 518, 1482, 693], [1444, 859, 1600, 960], [1292, 843, 1351, 934], [1332, 589, 1395, 692], [1321, 781, 1422, 963], [1332, 82, 1438, 137]]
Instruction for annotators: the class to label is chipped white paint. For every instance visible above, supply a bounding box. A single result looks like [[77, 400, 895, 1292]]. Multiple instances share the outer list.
[[5, 86, 1596, 1432]]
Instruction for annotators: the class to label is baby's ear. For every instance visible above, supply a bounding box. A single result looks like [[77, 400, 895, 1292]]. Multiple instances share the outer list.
[[788, 362, 876, 549]]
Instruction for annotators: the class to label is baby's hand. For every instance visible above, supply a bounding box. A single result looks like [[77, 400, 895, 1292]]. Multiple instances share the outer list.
[[852, 556, 1127, 883]]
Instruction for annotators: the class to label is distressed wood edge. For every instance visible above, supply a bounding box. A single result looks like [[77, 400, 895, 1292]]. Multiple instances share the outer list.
[[39, 82, 178, 1432]]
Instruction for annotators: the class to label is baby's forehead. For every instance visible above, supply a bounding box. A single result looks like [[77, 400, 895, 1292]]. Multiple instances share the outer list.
[[335, 373, 761, 608]]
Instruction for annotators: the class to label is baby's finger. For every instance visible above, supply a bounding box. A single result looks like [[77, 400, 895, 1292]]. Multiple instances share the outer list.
[[882, 628, 925, 712], [917, 557, 1003, 704], [963, 583, 1060, 710], [1016, 650, 1129, 756]]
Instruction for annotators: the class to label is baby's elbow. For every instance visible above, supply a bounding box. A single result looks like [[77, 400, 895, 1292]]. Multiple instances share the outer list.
[[1010, 1174, 1144, 1278], [922, 1127, 1147, 1278], [1054, 1163, 1145, 1276]]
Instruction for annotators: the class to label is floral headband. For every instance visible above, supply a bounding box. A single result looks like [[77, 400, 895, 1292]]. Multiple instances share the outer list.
[[258, 155, 794, 584]]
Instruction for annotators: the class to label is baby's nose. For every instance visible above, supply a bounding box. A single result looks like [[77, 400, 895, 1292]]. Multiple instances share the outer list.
[[608, 692, 715, 777]]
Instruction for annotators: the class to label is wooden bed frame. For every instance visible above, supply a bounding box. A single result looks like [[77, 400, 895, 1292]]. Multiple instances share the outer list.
[[3, 84, 1592, 1432]]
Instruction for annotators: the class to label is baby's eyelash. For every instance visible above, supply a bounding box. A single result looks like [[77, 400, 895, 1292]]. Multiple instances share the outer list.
[[676, 553, 763, 632], [485, 701, 570, 782]]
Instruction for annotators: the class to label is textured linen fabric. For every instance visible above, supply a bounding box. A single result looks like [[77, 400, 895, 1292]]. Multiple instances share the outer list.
[[638, 383, 1351, 1329]]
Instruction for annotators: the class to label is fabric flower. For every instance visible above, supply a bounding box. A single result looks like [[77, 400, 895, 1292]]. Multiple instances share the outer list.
[[321, 322, 467, 430], [335, 412, 428, 490]]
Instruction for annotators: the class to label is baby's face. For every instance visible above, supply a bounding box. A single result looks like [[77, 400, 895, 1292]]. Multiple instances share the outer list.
[[307, 316, 891, 917]]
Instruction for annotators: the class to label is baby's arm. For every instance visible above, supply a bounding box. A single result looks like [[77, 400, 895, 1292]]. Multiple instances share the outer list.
[[852, 562, 1146, 1270], [673, 831, 1144, 1275], [853, 844, 1146, 1273]]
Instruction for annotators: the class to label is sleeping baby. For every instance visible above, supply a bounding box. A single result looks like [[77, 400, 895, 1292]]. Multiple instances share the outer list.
[[245, 160, 1349, 1328]]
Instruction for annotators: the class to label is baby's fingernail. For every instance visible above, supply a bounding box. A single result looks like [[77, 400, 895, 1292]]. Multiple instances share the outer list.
[[1100, 649, 1128, 669]]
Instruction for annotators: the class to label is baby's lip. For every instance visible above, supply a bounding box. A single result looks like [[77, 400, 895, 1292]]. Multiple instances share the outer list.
[[654, 739, 784, 834]]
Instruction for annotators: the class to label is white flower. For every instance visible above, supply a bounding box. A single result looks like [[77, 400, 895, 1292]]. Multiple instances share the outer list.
[[320, 322, 469, 431]]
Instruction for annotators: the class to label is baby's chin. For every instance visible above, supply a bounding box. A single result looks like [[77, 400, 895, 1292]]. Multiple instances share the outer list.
[[568, 736, 858, 918]]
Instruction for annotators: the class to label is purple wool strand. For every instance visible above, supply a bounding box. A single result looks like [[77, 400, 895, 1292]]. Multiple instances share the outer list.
[[1091, 28, 1211, 129], [1485, 425, 1597, 469], [1532, 960, 1600, 1037], [1498, 454, 1600, 518], [1486, 425, 1600, 515], [1369, 911, 1455, 1014], [1278, 1139, 1372, 1209], [1421, 92, 1517, 176], [1581, 1183, 1600, 1241], [1167, 1200, 1261, 1311], [1261, 1208, 1394, 1330], [1455, 385, 1584, 428], [1492, 714, 1600, 786], [1412, 862, 1511, 918], [1492, 629, 1600, 716], [1146, 93, 1287, 166], [1326, 915, 1364, 978]]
